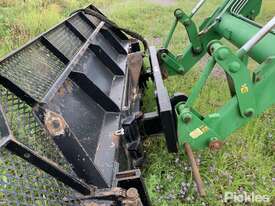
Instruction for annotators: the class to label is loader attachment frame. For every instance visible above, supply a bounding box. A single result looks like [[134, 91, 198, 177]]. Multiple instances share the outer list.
[[0, 5, 150, 206]]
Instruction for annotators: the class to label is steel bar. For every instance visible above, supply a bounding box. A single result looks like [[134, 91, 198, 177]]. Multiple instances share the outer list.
[[185, 57, 215, 107], [184, 143, 206, 197], [149, 46, 178, 152], [5, 139, 94, 195], [142, 112, 163, 136], [239, 17, 275, 55], [190, 0, 207, 18]]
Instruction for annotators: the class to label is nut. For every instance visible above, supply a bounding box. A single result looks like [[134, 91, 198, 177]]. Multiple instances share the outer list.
[[209, 140, 223, 150]]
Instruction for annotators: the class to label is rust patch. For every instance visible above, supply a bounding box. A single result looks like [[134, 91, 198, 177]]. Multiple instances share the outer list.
[[116, 171, 137, 179], [106, 187, 126, 197], [123, 188, 142, 206], [209, 140, 223, 150], [128, 52, 143, 89], [44, 111, 66, 136], [82, 187, 141, 206], [64, 80, 73, 93], [57, 86, 66, 97], [57, 80, 74, 97], [112, 133, 120, 147]]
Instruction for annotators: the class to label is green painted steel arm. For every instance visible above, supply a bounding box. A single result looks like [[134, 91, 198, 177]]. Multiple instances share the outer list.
[[158, 0, 275, 152], [176, 15, 275, 149], [159, 0, 263, 76], [177, 41, 275, 150]]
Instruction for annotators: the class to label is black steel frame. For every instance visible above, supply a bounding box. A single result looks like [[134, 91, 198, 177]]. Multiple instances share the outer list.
[[0, 5, 151, 205], [0, 104, 93, 195], [147, 47, 178, 153]]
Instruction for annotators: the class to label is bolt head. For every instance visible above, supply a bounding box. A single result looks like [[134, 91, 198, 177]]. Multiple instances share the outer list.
[[161, 53, 167, 59], [217, 48, 229, 61], [24, 153, 31, 159], [244, 108, 254, 117], [193, 46, 202, 54], [229, 61, 241, 73], [182, 113, 192, 124], [209, 140, 223, 150]]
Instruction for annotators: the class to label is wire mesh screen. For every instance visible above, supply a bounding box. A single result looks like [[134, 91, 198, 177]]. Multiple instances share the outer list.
[[0, 86, 80, 206], [0, 42, 67, 102]]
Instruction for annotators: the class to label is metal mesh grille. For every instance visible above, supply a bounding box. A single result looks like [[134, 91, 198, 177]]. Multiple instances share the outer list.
[[0, 86, 80, 206], [69, 15, 94, 39], [46, 25, 83, 60], [0, 42, 66, 102]]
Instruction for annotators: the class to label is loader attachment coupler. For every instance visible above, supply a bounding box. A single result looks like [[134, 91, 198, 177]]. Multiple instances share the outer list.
[[0, 5, 150, 206]]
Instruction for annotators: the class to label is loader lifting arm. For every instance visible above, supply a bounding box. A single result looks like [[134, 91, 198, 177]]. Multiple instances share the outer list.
[[156, 0, 275, 151]]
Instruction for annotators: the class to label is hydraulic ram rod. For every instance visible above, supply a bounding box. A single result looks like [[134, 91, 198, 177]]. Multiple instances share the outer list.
[[239, 17, 275, 55], [190, 0, 207, 18]]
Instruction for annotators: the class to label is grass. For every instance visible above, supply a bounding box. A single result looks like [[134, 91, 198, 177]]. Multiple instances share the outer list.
[[0, 0, 274, 205]]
